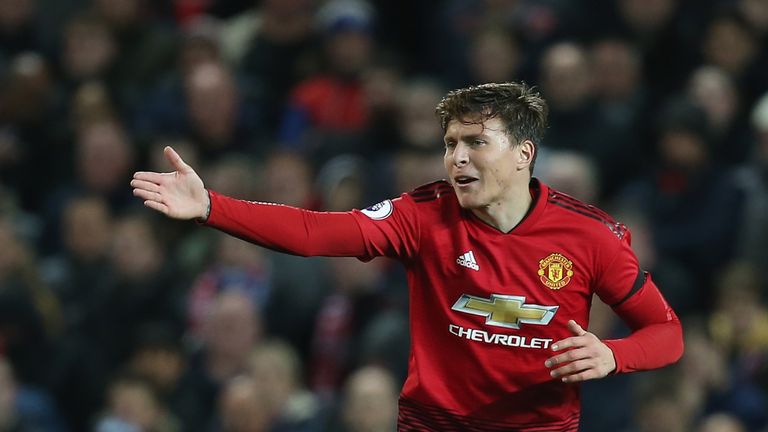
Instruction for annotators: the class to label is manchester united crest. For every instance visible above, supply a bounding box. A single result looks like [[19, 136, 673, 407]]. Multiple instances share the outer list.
[[537, 253, 574, 289]]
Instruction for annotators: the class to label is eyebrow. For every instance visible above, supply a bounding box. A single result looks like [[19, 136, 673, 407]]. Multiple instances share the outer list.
[[444, 133, 485, 142]]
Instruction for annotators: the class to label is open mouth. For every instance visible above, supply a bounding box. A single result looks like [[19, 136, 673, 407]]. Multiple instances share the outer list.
[[455, 176, 479, 186]]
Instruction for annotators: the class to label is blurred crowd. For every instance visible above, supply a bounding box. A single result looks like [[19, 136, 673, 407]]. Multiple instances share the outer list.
[[0, 0, 767, 431]]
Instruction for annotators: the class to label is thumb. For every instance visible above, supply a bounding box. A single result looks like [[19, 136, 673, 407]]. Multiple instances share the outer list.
[[567, 320, 587, 336], [164, 146, 191, 173]]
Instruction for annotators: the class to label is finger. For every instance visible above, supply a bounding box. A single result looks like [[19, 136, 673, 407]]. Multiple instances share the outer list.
[[130, 179, 161, 193], [559, 369, 602, 383], [164, 146, 191, 173], [143, 199, 169, 215], [133, 171, 171, 184], [567, 320, 587, 336], [551, 335, 587, 352], [133, 188, 162, 202], [550, 359, 593, 380], [545, 347, 590, 368]]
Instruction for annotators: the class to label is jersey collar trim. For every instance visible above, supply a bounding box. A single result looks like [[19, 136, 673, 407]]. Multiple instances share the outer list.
[[464, 178, 548, 236]]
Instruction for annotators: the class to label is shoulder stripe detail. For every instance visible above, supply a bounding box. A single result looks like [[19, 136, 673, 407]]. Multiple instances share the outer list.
[[548, 194, 627, 240], [398, 397, 580, 432], [549, 191, 615, 221], [409, 181, 454, 203], [612, 270, 647, 308]]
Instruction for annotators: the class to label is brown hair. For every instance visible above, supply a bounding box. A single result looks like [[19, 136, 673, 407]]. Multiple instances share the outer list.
[[435, 82, 548, 171]]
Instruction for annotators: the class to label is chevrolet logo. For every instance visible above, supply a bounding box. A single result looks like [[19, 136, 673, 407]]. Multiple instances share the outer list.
[[451, 294, 558, 329]]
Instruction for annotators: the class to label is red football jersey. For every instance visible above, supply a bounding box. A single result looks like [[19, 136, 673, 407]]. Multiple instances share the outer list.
[[349, 179, 643, 431], [204, 177, 681, 431]]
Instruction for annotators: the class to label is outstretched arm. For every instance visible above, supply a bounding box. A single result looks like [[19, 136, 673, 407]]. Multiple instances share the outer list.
[[131, 146, 367, 257], [131, 146, 210, 220]]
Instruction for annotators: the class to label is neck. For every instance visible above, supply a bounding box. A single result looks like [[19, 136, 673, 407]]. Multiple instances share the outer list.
[[471, 179, 533, 233]]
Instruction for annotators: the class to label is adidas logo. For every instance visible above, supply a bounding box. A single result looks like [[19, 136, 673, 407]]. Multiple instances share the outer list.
[[457, 251, 479, 271]]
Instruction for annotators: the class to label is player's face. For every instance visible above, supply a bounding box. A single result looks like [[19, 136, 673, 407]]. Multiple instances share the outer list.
[[443, 117, 522, 209]]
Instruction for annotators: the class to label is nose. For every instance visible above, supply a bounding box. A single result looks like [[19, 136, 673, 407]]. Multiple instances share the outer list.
[[452, 142, 469, 167]]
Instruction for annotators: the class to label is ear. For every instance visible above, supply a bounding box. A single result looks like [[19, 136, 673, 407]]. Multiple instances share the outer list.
[[516, 140, 535, 171]]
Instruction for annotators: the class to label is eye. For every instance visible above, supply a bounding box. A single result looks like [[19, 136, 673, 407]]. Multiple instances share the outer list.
[[444, 141, 457, 149], [472, 139, 486, 146]]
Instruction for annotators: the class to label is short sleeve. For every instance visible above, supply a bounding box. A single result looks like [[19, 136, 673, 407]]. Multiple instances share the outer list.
[[350, 194, 421, 262]]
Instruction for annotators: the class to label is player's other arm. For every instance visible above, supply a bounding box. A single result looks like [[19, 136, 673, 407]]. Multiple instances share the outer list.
[[545, 238, 683, 382], [131, 146, 366, 257], [601, 271, 684, 374], [590, 237, 684, 374]]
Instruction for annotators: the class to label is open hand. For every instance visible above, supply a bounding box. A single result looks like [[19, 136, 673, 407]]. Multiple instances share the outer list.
[[131, 146, 209, 220], [544, 320, 616, 383]]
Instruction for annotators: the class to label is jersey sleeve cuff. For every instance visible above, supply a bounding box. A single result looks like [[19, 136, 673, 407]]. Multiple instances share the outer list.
[[602, 339, 624, 374], [197, 189, 217, 226]]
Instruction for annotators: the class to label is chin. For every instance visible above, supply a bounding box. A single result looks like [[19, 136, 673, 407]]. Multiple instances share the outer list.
[[455, 194, 484, 209]]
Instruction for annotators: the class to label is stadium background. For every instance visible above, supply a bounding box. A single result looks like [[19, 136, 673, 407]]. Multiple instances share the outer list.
[[0, 0, 767, 430]]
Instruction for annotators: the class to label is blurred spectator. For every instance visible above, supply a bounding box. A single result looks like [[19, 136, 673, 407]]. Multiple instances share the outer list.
[[85, 0, 178, 117], [368, 78, 446, 195], [227, 0, 319, 137], [0, 0, 41, 63], [466, 27, 522, 85], [738, 0, 768, 39], [309, 257, 405, 398], [138, 60, 262, 160], [0, 218, 59, 386], [84, 212, 183, 368], [632, 392, 689, 432], [609, 0, 700, 105], [75, 119, 135, 202], [536, 150, 600, 204], [215, 375, 271, 432], [619, 99, 744, 313], [279, 0, 375, 159], [184, 61, 260, 156], [39, 196, 114, 429], [395, 78, 444, 153], [687, 65, 751, 165], [707, 262, 768, 430], [187, 233, 272, 343], [39, 118, 136, 244], [541, 40, 646, 200], [539, 42, 597, 149], [697, 413, 746, 432], [42, 196, 112, 332], [336, 366, 398, 432], [94, 373, 181, 432], [701, 10, 768, 108], [177, 16, 222, 76], [126, 325, 186, 411], [0, 53, 61, 211], [91, 0, 176, 113], [316, 155, 367, 212], [248, 339, 324, 432], [0, 355, 65, 432], [59, 13, 117, 93], [70, 81, 118, 133], [175, 291, 262, 430], [262, 151, 319, 208], [734, 92, 768, 278], [677, 320, 767, 431], [589, 37, 648, 196], [358, 58, 402, 158], [435, 0, 584, 87]]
